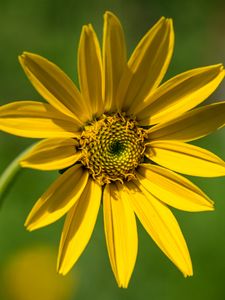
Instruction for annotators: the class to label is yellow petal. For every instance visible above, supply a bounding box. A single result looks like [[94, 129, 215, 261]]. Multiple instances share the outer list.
[[147, 101, 225, 141], [136, 64, 225, 125], [57, 178, 102, 275], [20, 138, 82, 170], [118, 17, 174, 112], [103, 11, 127, 112], [25, 165, 89, 231], [78, 24, 103, 117], [19, 52, 88, 123], [0, 101, 80, 138], [103, 183, 138, 288], [137, 164, 214, 211], [146, 140, 225, 177], [126, 181, 193, 277]]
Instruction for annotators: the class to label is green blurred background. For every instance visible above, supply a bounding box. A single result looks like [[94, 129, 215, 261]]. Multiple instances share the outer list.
[[0, 0, 225, 299]]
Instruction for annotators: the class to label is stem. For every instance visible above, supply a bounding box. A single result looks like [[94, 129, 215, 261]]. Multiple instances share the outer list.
[[0, 144, 35, 206]]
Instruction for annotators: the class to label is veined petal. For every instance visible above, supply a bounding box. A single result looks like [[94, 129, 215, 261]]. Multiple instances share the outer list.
[[19, 52, 89, 123], [103, 11, 127, 112], [25, 164, 89, 231], [20, 138, 82, 170], [146, 140, 225, 177], [137, 164, 214, 211], [78, 24, 103, 117], [103, 183, 138, 288], [0, 101, 80, 138], [136, 64, 225, 125], [147, 101, 225, 141], [57, 178, 102, 275], [119, 17, 174, 112], [126, 181, 193, 277]]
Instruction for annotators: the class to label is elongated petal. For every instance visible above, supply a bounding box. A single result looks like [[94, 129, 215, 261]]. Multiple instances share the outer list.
[[147, 101, 225, 141], [103, 183, 138, 288], [0, 101, 80, 138], [136, 64, 225, 125], [146, 141, 225, 177], [126, 181, 193, 276], [137, 164, 214, 211], [78, 24, 103, 117], [25, 165, 89, 231], [57, 178, 102, 275], [103, 11, 127, 112], [20, 138, 82, 170], [19, 52, 88, 123], [119, 17, 174, 112]]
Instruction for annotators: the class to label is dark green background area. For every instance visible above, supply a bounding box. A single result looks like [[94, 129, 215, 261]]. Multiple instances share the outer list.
[[0, 0, 225, 299]]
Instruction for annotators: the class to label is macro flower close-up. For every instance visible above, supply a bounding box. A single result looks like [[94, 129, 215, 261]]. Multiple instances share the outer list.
[[0, 10, 225, 289]]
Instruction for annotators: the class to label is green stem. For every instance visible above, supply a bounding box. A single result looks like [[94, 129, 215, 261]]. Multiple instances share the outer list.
[[0, 144, 35, 206]]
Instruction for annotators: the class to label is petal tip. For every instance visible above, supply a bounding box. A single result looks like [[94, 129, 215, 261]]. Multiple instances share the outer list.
[[214, 63, 225, 72], [166, 18, 173, 24], [18, 52, 31, 67], [24, 222, 33, 232], [220, 66, 225, 75], [166, 18, 174, 37], [18, 54, 25, 63], [24, 217, 38, 232], [57, 263, 68, 276], [119, 283, 129, 289], [184, 270, 193, 278], [167, 18, 174, 31], [205, 203, 215, 211], [104, 11, 115, 18], [205, 198, 215, 211], [183, 263, 193, 278], [104, 11, 121, 25], [159, 16, 166, 21], [81, 25, 88, 35], [57, 268, 64, 275], [19, 51, 31, 61]]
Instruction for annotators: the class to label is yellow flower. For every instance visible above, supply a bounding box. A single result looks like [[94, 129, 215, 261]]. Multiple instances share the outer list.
[[1, 11, 225, 288], [2, 246, 75, 300]]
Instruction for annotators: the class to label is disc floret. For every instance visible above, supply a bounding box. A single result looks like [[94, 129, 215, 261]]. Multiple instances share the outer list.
[[79, 114, 147, 184]]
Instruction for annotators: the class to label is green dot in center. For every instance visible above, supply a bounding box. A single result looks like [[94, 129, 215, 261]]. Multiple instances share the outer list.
[[109, 140, 125, 156]]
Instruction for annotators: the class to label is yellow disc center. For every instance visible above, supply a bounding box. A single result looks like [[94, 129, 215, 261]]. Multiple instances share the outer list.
[[79, 114, 146, 184]]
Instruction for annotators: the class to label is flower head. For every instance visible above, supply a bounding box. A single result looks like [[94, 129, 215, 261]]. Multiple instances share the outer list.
[[1, 11, 225, 288]]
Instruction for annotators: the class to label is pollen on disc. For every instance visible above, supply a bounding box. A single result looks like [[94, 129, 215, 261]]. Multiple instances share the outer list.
[[79, 113, 147, 184]]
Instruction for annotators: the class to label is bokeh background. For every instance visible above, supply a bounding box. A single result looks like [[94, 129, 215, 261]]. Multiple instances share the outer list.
[[0, 0, 225, 299]]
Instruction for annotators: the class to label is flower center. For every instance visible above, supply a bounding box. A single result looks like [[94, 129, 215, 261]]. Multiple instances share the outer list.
[[79, 114, 146, 185]]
